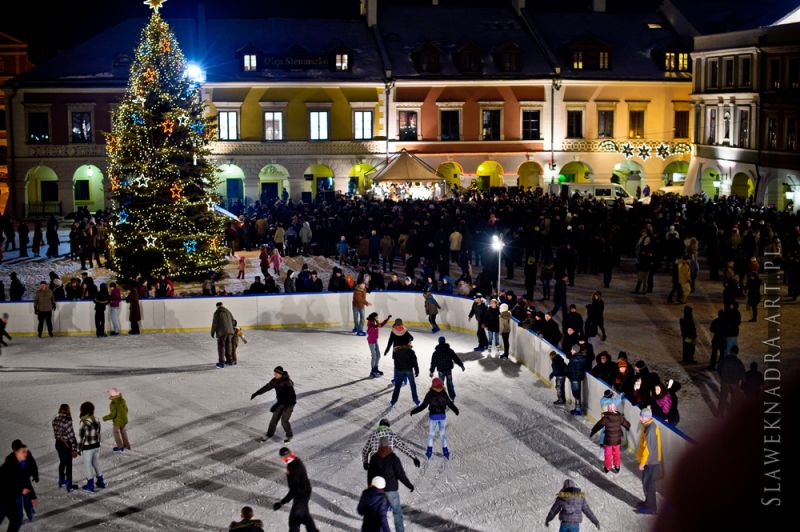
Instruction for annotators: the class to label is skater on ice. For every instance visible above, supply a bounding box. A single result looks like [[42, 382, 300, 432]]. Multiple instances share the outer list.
[[549, 351, 568, 405], [423, 292, 441, 333], [366, 312, 391, 378], [383, 318, 413, 355], [102, 388, 130, 452], [636, 407, 662, 514], [228, 506, 264, 532], [251, 366, 296, 443], [357, 476, 390, 532], [273, 447, 318, 532], [429, 337, 465, 400], [77, 401, 105, 492], [410, 377, 460, 459], [11, 440, 37, 523], [211, 301, 236, 368], [467, 293, 488, 352], [361, 418, 421, 470], [367, 437, 414, 532], [389, 342, 420, 407], [0, 439, 37, 531], [52, 404, 78, 493], [589, 402, 630, 473], [544, 479, 600, 530]]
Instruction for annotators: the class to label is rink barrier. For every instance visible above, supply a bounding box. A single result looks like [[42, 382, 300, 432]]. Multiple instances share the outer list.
[[0, 290, 690, 474]]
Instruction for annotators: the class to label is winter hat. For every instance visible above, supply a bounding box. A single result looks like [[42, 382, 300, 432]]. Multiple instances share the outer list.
[[475, 293, 483, 299], [499, 303, 509, 312], [378, 418, 391, 429], [603, 389, 614, 399], [635, 360, 646, 369], [108, 388, 121, 397], [640, 407, 653, 421], [371, 476, 387, 490], [216, 302, 223, 307], [432, 377, 444, 390], [274, 366, 286, 376], [438, 336, 446, 344], [278, 447, 291, 457], [378, 436, 391, 448], [393, 318, 404, 327]]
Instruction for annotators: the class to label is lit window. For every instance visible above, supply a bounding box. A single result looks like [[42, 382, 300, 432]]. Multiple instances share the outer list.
[[218, 111, 238, 140], [310, 111, 329, 140], [599, 51, 609, 70], [647, 22, 662, 29], [665, 52, 676, 71], [71, 111, 92, 143], [572, 51, 583, 70], [335, 54, 349, 71], [398, 111, 418, 141], [678, 53, 689, 72], [243, 54, 257, 72], [629, 110, 645, 138], [264, 111, 283, 141], [354, 110, 373, 140], [481, 109, 501, 140]]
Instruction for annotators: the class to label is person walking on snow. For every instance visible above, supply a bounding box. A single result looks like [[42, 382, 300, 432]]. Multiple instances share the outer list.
[[429, 337, 465, 400], [423, 292, 441, 333], [544, 479, 600, 531], [273, 447, 318, 532], [251, 366, 296, 443], [636, 407, 662, 514], [211, 302, 236, 368], [102, 388, 130, 452], [357, 476, 390, 532], [361, 419, 421, 470], [589, 402, 630, 473], [367, 437, 414, 532], [352, 282, 370, 336], [366, 313, 391, 378], [410, 377, 460, 459]]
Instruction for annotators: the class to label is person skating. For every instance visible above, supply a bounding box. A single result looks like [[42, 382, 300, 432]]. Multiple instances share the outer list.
[[211, 301, 236, 368], [273, 447, 318, 532], [367, 437, 414, 532], [544, 478, 600, 530], [52, 404, 78, 492], [231, 324, 247, 365], [228, 506, 264, 532], [636, 407, 662, 514], [589, 403, 630, 473], [389, 344, 420, 407], [102, 388, 130, 452], [423, 292, 441, 333], [410, 377, 460, 459], [366, 313, 391, 377], [352, 282, 370, 336], [33, 281, 56, 338], [251, 367, 296, 443], [485, 298, 501, 354], [10, 440, 37, 523], [0, 440, 37, 531], [357, 476, 390, 532], [467, 293, 488, 352], [78, 401, 105, 492], [499, 303, 511, 358], [383, 319, 413, 356], [549, 351, 568, 405], [93, 283, 110, 337], [429, 337, 465, 400], [567, 345, 588, 415]]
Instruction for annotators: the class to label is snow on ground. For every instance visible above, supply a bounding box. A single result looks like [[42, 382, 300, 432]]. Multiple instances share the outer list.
[[0, 328, 654, 531]]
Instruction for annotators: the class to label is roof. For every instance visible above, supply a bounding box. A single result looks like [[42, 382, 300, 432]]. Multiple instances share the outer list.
[[367, 150, 444, 182], [378, 5, 552, 79], [670, 0, 799, 34]]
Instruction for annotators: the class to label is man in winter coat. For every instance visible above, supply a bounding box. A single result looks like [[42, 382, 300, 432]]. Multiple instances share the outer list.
[[567, 345, 587, 416], [549, 351, 568, 405], [229, 506, 264, 532], [540, 312, 562, 348], [357, 476, 390, 532], [211, 302, 236, 368], [362, 419, 420, 470], [33, 281, 56, 338], [590, 352, 617, 387], [251, 367, 297, 443], [352, 283, 370, 335], [423, 292, 441, 333], [0, 440, 37, 532], [636, 407, 662, 514], [544, 479, 600, 530], [717, 346, 745, 416], [273, 447, 318, 532], [590, 403, 630, 473], [708, 309, 726, 370], [429, 337, 465, 399], [390, 345, 419, 407], [367, 437, 414, 532], [9, 272, 25, 302], [467, 294, 489, 352], [562, 304, 584, 337]]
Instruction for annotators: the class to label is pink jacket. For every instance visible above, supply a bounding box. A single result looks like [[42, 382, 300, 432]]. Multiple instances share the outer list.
[[366, 319, 386, 344]]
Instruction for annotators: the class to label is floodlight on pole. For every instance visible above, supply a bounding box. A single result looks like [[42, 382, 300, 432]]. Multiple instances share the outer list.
[[491, 235, 505, 295]]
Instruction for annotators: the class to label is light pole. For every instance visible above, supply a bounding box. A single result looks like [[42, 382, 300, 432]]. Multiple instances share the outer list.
[[491, 235, 504, 296]]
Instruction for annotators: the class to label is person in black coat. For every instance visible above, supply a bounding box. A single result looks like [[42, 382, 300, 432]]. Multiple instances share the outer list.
[[745, 270, 761, 322], [0, 441, 36, 531], [708, 309, 726, 371], [410, 378, 460, 459], [367, 438, 414, 532], [357, 476, 390, 532], [591, 352, 617, 387], [561, 327, 581, 355], [562, 304, 584, 337], [228, 506, 264, 532], [551, 274, 568, 319], [585, 291, 606, 341], [383, 320, 413, 355], [390, 346, 419, 407], [8, 273, 24, 302], [467, 294, 489, 351], [10, 440, 37, 523], [273, 447, 318, 532], [549, 351, 568, 405], [429, 337, 465, 400], [680, 305, 697, 364], [567, 345, 588, 416], [665, 379, 682, 426], [251, 366, 297, 443], [540, 312, 562, 347]]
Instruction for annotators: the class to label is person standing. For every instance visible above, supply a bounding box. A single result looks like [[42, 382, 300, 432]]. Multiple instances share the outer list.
[[0, 440, 36, 531], [677, 255, 692, 303], [211, 302, 235, 368], [410, 377, 460, 459], [102, 388, 130, 452], [679, 305, 697, 364], [467, 294, 489, 352], [717, 346, 745, 416], [567, 345, 587, 416], [357, 476, 390, 532], [544, 479, 600, 531], [93, 283, 109, 337], [17, 221, 29, 258], [636, 407, 662, 515], [499, 303, 511, 358], [78, 401, 105, 492], [389, 344, 419, 408], [9, 272, 25, 302], [361, 419, 421, 470], [549, 351, 568, 405], [31, 221, 43, 257], [708, 309, 726, 371], [745, 270, 761, 322], [352, 282, 370, 336], [45, 217, 60, 259], [33, 281, 56, 338], [108, 282, 122, 336], [11, 440, 38, 523], [125, 286, 141, 335], [551, 274, 569, 320], [251, 366, 296, 443], [741, 361, 764, 400], [273, 447, 318, 532], [52, 404, 78, 492], [524, 257, 537, 300], [367, 437, 414, 532], [429, 336, 465, 401], [590, 403, 631, 473], [485, 298, 501, 354], [423, 292, 441, 333], [723, 302, 741, 355], [585, 291, 606, 341], [366, 313, 391, 378]]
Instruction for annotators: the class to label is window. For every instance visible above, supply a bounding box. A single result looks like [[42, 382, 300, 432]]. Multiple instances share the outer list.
[[521, 110, 541, 140], [218, 111, 238, 140], [738, 109, 750, 148], [572, 51, 583, 70], [789, 58, 799, 89], [597, 110, 614, 138], [243, 54, 257, 72], [353, 110, 373, 140], [767, 117, 777, 149], [694, 107, 702, 142], [41, 181, 59, 203], [723, 110, 731, 142], [706, 108, 717, 144], [71, 111, 92, 143], [497, 48, 521, 73], [416, 45, 440, 73], [674, 110, 689, 138], [27, 111, 50, 143], [665, 52, 676, 71], [740, 56, 752, 87], [769, 58, 781, 89], [457, 48, 482, 73], [74, 180, 90, 202], [309, 111, 329, 140], [599, 51, 609, 70], [481, 109, 501, 140], [398, 111, 418, 141], [440, 110, 460, 141], [724, 58, 734, 87], [0, 109, 6, 130], [678, 53, 689, 72], [335, 53, 349, 72], [787, 117, 797, 151], [629, 110, 644, 138], [263, 111, 283, 141], [694, 59, 702, 90], [567, 110, 583, 138], [709, 59, 719, 88]]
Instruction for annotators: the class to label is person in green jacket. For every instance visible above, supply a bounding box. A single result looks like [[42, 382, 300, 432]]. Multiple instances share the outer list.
[[102, 388, 130, 452]]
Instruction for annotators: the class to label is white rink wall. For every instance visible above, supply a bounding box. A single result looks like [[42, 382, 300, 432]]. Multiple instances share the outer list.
[[0, 291, 691, 474]]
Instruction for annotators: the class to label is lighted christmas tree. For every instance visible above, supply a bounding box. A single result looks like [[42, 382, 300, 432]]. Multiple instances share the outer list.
[[107, 0, 225, 280]]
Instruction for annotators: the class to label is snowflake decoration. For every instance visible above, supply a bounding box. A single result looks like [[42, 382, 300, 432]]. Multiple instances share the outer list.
[[620, 142, 635, 159], [144, 235, 157, 248], [117, 209, 129, 224], [161, 118, 175, 134], [637, 143, 652, 161], [170, 182, 183, 200], [671, 142, 691, 155], [183, 239, 197, 253], [656, 143, 670, 160]]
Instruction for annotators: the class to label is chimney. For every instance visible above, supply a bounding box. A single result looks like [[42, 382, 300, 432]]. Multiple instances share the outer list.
[[512, 0, 526, 15], [366, 0, 377, 27], [593, 0, 606, 12]]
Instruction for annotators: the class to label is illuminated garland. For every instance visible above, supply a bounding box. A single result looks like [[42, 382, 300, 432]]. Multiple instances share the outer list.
[[600, 140, 692, 160]]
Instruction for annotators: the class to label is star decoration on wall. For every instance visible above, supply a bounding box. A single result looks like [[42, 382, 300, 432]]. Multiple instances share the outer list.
[[656, 143, 670, 160], [144, 235, 157, 248], [620, 142, 635, 159], [110, 175, 120, 192], [160, 38, 172, 53], [183, 239, 197, 253], [161, 118, 175, 134], [144, 0, 168, 13], [170, 182, 183, 200], [637, 143, 652, 161], [143, 68, 157, 82], [117, 209, 129, 224]]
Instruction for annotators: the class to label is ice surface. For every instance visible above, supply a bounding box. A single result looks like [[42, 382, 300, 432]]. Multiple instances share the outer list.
[[0, 327, 654, 531]]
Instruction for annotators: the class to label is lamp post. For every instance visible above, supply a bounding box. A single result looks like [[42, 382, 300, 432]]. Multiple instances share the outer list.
[[491, 234, 504, 296]]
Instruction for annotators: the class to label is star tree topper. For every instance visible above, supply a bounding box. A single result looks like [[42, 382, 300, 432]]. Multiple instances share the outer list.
[[144, 0, 168, 13]]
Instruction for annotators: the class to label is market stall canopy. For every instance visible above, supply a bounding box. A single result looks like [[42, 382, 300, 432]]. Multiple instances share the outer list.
[[367, 149, 444, 182]]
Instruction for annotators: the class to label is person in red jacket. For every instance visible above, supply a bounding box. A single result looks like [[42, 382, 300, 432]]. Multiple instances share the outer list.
[[410, 378, 460, 459]]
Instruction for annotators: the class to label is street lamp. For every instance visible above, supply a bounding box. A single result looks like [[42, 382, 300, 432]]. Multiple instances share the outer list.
[[491, 234, 505, 296]]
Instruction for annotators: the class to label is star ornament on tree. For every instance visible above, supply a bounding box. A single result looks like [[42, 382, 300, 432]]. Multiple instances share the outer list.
[[161, 119, 175, 134], [110, 175, 120, 192], [143, 68, 157, 83], [190, 121, 205, 135], [183, 239, 197, 253], [656, 143, 670, 160], [117, 209, 130, 225], [144, 235, 157, 248], [637, 143, 652, 161], [144, 0, 168, 13], [620, 142, 635, 159], [160, 38, 172, 53], [170, 182, 183, 200]]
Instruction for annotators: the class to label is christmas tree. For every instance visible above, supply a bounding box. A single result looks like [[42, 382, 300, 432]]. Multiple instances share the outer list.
[[107, 0, 225, 280]]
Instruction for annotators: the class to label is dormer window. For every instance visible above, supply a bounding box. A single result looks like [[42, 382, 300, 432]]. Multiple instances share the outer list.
[[335, 53, 350, 72], [413, 43, 441, 74], [495, 43, 522, 73], [599, 51, 609, 70], [665, 52, 689, 72], [572, 51, 583, 70], [237, 44, 262, 73], [243, 54, 257, 72], [456, 44, 482, 74]]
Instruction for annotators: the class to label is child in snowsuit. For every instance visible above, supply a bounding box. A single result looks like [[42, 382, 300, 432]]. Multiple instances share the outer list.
[[410, 377, 460, 459], [232, 325, 247, 364], [544, 479, 600, 530], [366, 312, 391, 377], [589, 403, 630, 473]]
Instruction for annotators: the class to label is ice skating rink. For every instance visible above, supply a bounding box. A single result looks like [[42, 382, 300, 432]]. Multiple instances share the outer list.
[[0, 328, 656, 531]]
